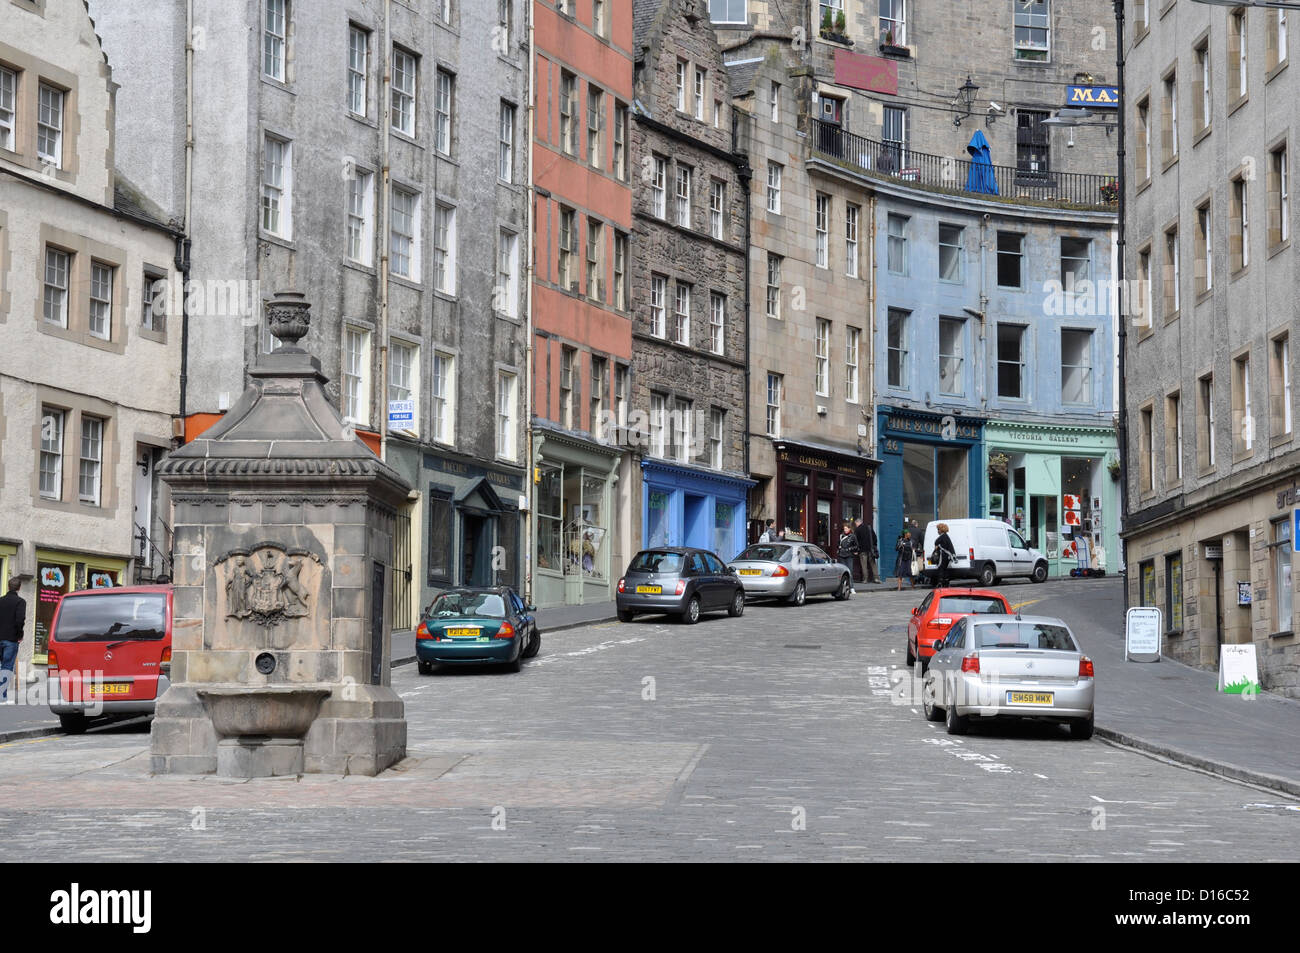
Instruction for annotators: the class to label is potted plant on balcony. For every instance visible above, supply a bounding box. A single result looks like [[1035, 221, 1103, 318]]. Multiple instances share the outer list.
[[879, 27, 909, 57], [1100, 179, 1120, 204], [820, 7, 851, 44]]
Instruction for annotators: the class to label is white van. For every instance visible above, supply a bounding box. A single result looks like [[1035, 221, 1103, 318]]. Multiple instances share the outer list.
[[921, 519, 1050, 586]]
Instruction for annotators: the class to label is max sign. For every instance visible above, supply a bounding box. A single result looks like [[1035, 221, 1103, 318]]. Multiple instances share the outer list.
[[1066, 85, 1119, 109]]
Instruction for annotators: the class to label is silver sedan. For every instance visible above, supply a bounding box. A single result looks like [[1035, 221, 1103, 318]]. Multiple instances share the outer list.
[[727, 542, 853, 606], [921, 614, 1095, 739]]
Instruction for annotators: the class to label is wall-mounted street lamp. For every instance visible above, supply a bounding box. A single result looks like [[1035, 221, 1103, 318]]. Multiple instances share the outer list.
[[953, 75, 980, 127]]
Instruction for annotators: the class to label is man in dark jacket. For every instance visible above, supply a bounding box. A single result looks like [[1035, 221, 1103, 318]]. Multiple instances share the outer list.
[[0, 577, 25, 702], [854, 518, 879, 584]]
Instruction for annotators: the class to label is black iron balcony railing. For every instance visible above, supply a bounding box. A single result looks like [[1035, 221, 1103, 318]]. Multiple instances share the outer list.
[[809, 118, 1116, 211]]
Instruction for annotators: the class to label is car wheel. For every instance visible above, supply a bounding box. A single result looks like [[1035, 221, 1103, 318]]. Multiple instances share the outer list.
[[906, 640, 916, 667], [522, 629, 541, 659], [833, 574, 851, 600], [59, 713, 88, 735], [727, 590, 745, 617], [504, 649, 523, 673], [681, 596, 701, 625], [1069, 716, 1095, 740], [978, 563, 996, 587], [786, 580, 806, 607], [618, 610, 635, 623], [1031, 562, 1049, 583], [417, 661, 434, 675], [922, 676, 944, 722], [945, 694, 969, 735]]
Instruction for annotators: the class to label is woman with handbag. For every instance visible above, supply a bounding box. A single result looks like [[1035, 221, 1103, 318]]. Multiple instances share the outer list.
[[894, 530, 915, 591], [838, 523, 860, 594], [933, 522, 957, 587]]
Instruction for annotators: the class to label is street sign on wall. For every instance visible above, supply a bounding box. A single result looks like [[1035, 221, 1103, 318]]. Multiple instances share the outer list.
[[1125, 606, 1162, 662]]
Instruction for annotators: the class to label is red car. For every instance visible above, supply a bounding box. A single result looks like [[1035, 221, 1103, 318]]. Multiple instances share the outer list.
[[47, 585, 173, 733], [907, 588, 1011, 671]]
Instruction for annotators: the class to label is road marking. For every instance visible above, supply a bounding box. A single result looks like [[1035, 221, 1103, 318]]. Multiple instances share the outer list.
[[1008, 598, 1043, 611], [529, 636, 647, 666]]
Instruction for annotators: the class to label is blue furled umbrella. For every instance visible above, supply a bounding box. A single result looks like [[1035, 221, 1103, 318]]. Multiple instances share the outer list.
[[965, 129, 999, 195]]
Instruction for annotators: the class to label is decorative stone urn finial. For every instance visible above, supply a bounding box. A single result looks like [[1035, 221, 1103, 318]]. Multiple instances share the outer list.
[[265, 290, 311, 350]]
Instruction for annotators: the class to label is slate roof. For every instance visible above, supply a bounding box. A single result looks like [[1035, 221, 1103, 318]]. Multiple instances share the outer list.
[[633, 0, 663, 53]]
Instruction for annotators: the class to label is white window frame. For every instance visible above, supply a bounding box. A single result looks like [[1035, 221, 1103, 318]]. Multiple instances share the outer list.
[[39, 407, 64, 500], [264, 0, 288, 82], [587, 86, 604, 168], [766, 161, 782, 213], [939, 317, 964, 397], [435, 68, 454, 155], [499, 101, 515, 182], [710, 179, 725, 240], [0, 66, 16, 152], [390, 185, 420, 281], [586, 218, 604, 303], [388, 340, 419, 436], [391, 47, 417, 137], [880, 0, 906, 46], [815, 193, 830, 269], [766, 373, 782, 437], [650, 393, 667, 457], [887, 214, 908, 275], [497, 371, 518, 461], [89, 260, 113, 341], [676, 60, 687, 112], [997, 324, 1027, 400], [651, 275, 667, 338], [815, 318, 831, 396], [43, 246, 69, 327], [709, 409, 725, 470], [694, 67, 706, 121], [346, 167, 375, 265], [1061, 328, 1094, 405], [673, 282, 691, 346], [845, 203, 860, 278], [710, 0, 748, 25], [709, 292, 725, 356], [498, 229, 519, 318], [938, 224, 963, 282], [342, 326, 371, 426], [433, 202, 457, 295], [1013, 0, 1050, 62], [671, 397, 691, 463], [348, 25, 369, 116], [766, 253, 782, 318], [652, 156, 667, 219], [845, 326, 860, 403], [432, 351, 456, 444], [261, 134, 292, 238], [37, 82, 64, 168], [676, 164, 692, 228], [887, 309, 909, 389], [78, 415, 104, 506], [614, 231, 628, 310], [560, 71, 577, 155], [770, 81, 780, 122]]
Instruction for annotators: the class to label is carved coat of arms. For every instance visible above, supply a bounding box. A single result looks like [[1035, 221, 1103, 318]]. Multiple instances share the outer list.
[[217, 544, 321, 627]]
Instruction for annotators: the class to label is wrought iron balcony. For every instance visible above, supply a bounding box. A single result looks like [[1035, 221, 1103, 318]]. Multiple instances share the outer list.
[[809, 118, 1116, 211]]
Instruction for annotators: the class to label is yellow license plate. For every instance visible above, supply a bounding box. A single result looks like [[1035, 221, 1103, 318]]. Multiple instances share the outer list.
[[1007, 691, 1054, 705], [447, 628, 481, 638], [87, 683, 131, 695], [635, 585, 662, 594], [738, 569, 762, 576]]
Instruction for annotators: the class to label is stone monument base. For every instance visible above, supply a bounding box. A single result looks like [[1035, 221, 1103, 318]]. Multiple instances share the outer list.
[[150, 685, 406, 777]]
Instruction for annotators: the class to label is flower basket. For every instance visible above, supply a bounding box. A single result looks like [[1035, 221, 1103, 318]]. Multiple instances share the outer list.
[[1100, 180, 1119, 204]]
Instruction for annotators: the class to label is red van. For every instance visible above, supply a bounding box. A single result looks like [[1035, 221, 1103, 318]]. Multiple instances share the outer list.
[[47, 585, 172, 733]]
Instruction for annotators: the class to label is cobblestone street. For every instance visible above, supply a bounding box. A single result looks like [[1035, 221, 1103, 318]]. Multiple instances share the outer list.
[[2, 579, 1298, 861]]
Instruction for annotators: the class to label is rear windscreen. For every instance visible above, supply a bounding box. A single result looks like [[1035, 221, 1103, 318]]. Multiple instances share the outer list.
[[735, 544, 793, 563], [938, 596, 1007, 615], [54, 593, 167, 642], [629, 551, 683, 574], [974, 622, 1076, 651]]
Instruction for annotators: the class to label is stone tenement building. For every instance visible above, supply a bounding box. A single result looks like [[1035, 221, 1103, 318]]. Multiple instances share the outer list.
[[88, 0, 532, 624], [728, 49, 879, 555], [630, 0, 752, 557], [1123, 2, 1300, 696], [0, 0, 182, 671], [529, 0, 636, 609]]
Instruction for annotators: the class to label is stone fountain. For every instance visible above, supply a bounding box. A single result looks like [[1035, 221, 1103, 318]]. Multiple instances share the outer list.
[[150, 291, 412, 777]]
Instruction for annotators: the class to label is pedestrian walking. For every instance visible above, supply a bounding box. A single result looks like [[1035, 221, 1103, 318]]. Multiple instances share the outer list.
[[758, 519, 776, 544], [837, 523, 860, 593], [854, 518, 879, 585], [933, 522, 957, 587], [894, 531, 916, 591], [0, 577, 25, 702]]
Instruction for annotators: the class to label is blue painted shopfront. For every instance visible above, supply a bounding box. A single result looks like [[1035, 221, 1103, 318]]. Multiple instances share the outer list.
[[641, 461, 753, 562], [876, 407, 985, 574]]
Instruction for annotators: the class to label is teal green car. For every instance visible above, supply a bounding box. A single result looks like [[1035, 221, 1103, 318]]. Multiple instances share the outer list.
[[415, 587, 540, 674]]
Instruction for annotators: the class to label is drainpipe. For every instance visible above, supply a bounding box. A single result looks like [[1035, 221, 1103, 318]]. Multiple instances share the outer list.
[[178, 0, 195, 423], [523, 2, 537, 604], [378, 0, 392, 462], [738, 139, 752, 478], [1113, 0, 1130, 608]]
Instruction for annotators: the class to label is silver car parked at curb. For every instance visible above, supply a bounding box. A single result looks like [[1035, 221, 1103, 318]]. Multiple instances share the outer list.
[[727, 542, 853, 607], [921, 614, 1095, 739]]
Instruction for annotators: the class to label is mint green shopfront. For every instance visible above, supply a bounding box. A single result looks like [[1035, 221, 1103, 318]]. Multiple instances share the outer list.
[[981, 422, 1120, 579]]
